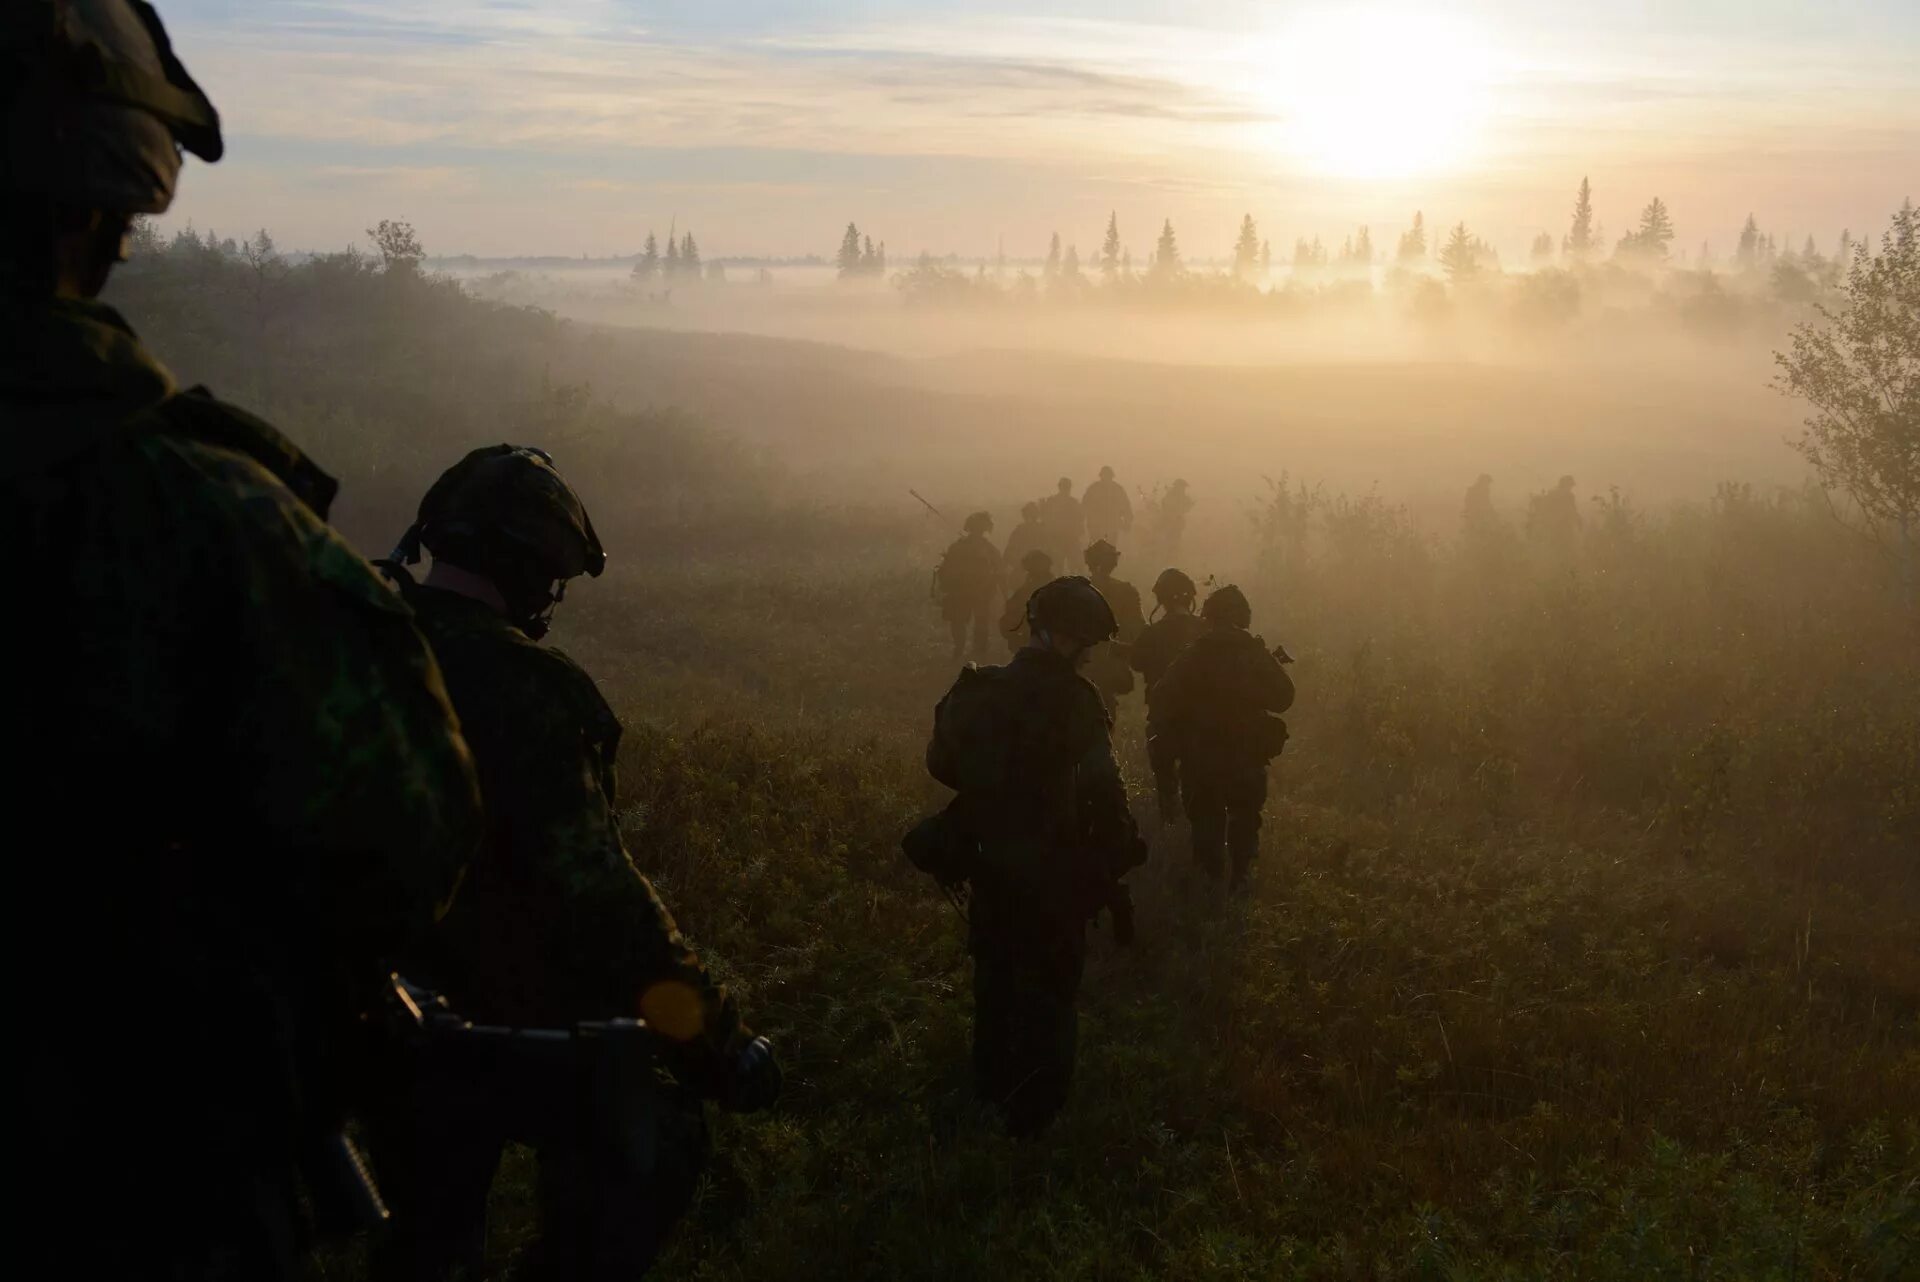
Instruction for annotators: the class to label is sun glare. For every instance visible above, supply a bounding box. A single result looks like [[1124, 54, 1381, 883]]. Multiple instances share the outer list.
[[1259, 11, 1494, 181]]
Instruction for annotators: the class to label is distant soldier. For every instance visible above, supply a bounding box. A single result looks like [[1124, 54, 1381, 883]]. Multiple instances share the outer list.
[[1001, 547, 1054, 652], [1082, 465, 1134, 546], [1001, 500, 1047, 589], [1154, 585, 1295, 888], [1160, 478, 1195, 554], [921, 577, 1146, 1135], [4, 5, 482, 1276], [1039, 477, 1084, 570], [1526, 474, 1582, 560], [372, 447, 779, 1280], [936, 511, 1003, 660], [1130, 569, 1208, 819], [1081, 539, 1145, 717]]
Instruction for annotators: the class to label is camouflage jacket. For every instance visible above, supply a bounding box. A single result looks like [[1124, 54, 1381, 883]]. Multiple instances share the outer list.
[[395, 581, 749, 1086], [1152, 625, 1296, 763], [1083, 574, 1146, 696], [937, 531, 1003, 599], [1130, 611, 1209, 706], [925, 647, 1141, 910], [3, 297, 481, 1169]]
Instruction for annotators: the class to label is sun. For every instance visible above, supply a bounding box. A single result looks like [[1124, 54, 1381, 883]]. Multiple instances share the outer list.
[[1257, 10, 1494, 181]]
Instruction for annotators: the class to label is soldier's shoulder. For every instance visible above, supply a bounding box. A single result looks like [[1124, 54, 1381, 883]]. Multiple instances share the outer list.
[[491, 637, 620, 737], [147, 386, 340, 517]]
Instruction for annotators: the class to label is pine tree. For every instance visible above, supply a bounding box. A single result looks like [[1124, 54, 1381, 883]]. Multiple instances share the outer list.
[[876, 241, 887, 275], [632, 231, 659, 282], [1396, 211, 1427, 264], [1439, 221, 1478, 283], [681, 232, 700, 275], [1101, 213, 1122, 278], [1062, 244, 1081, 281], [1531, 232, 1554, 261], [1623, 196, 1674, 260], [1045, 232, 1062, 280], [1836, 229, 1855, 264], [664, 232, 682, 279], [1569, 177, 1594, 260], [861, 234, 876, 275], [836, 222, 863, 279], [1153, 219, 1181, 277], [1121, 248, 1133, 277], [1353, 226, 1373, 265], [1233, 214, 1260, 277], [1737, 215, 1760, 268], [1260, 239, 1271, 275]]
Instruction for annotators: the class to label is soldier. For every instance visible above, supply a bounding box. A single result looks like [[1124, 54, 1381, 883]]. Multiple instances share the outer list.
[[371, 446, 780, 1280], [1081, 539, 1145, 717], [1526, 473, 1582, 560], [924, 577, 1146, 1135], [1160, 478, 1195, 554], [936, 510, 1003, 660], [1000, 546, 1054, 652], [1001, 500, 1047, 589], [1082, 465, 1134, 546], [1130, 569, 1209, 819], [1153, 585, 1295, 888], [1039, 476, 1084, 570], [2, 5, 482, 1276]]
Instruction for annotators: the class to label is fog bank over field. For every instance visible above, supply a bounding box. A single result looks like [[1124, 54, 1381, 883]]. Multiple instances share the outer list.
[[432, 256, 1807, 537]]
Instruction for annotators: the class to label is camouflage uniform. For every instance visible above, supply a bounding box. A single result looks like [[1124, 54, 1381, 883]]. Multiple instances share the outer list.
[[1083, 570, 1145, 716], [1082, 472, 1133, 546], [1039, 485, 1084, 570], [371, 575, 753, 1280], [1001, 506, 1047, 588], [1130, 608, 1210, 814], [937, 528, 1003, 657], [4, 297, 481, 1277], [927, 644, 1141, 1135], [1154, 619, 1295, 884], [1000, 565, 1053, 652]]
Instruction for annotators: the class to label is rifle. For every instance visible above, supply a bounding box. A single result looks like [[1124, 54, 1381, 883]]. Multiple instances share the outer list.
[[908, 488, 944, 519]]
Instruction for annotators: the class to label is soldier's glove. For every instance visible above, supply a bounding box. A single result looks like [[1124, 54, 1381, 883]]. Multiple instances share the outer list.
[[719, 1036, 781, 1114]]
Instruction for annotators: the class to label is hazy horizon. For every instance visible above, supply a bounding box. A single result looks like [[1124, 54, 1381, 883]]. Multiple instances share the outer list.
[[154, 1, 1918, 262]]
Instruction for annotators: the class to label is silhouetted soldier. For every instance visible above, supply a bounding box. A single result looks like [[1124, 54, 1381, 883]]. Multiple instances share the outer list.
[[1082, 465, 1134, 546], [1039, 477, 1084, 570], [936, 511, 1004, 660], [1081, 539, 1145, 717], [1130, 569, 1208, 820], [1160, 478, 1195, 554], [1001, 500, 1047, 590], [4, 6, 482, 1275], [1154, 585, 1295, 888], [1001, 547, 1054, 652], [1526, 474, 1582, 561], [922, 577, 1145, 1135], [372, 447, 779, 1280]]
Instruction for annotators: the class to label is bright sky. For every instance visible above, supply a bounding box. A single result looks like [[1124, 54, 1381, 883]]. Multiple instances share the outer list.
[[157, 0, 1920, 261]]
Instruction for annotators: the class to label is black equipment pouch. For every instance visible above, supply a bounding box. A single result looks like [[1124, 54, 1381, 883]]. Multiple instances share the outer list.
[[901, 802, 978, 887]]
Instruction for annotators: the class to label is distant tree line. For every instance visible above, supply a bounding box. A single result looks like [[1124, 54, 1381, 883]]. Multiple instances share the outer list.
[[631, 225, 722, 286]]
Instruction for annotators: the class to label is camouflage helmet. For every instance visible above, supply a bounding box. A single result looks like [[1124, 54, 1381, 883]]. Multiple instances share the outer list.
[[1099, 465, 1115, 480], [1027, 576, 1118, 645], [1021, 501, 1040, 520], [3, 1, 223, 214], [1019, 547, 1053, 575], [1201, 583, 1251, 629], [1152, 567, 1196, 603], [1084, 538, 1119, 571], [396, 445, 606, 584], [963, 510, 993, 535], [1056, 477, 1073, 493]]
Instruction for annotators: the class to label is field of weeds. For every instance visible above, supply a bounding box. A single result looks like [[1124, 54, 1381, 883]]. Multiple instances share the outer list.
[[108, 245, 1915, 1278]]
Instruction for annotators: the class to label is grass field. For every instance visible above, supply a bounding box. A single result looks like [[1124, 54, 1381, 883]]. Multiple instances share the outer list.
[[108, 246, 1916, 1279]]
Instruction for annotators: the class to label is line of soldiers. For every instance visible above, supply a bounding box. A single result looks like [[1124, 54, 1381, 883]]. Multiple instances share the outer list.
[[6, 7, 774, 1279], [915, 516, 1296, 1138]]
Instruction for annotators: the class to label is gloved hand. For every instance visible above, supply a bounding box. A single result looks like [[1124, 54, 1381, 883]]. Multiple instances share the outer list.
[[719, 1035, 781, 1113]]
